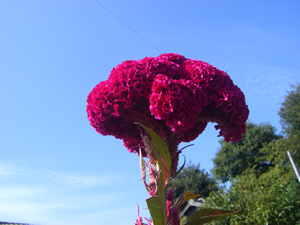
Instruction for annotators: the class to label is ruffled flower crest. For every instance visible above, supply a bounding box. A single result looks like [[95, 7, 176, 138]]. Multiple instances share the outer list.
[[87, 53, 249, 175]]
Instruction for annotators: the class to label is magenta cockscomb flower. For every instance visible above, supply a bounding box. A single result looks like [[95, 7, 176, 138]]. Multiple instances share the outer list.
[[166, 188, 175, 222], [87, 53, 249, 175]]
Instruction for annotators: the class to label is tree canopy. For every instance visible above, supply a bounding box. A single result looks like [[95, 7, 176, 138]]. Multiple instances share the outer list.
[[279, 84, 300, 137], [205, 165, 300, 225], [212, 122, 281, 183], [278, 84, 300, 168]]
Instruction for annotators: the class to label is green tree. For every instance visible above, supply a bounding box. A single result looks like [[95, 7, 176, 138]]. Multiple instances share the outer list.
[[212, 122, 281, 183], [168, 163, 218, 210], [205, 164, 300, 225], [279, 84, 300, 137], [278, 84, 300, 168], [207, 134, 300, 224]]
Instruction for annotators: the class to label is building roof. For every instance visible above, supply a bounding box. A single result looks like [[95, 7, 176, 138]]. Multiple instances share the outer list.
[[179, 198, 205, 219]]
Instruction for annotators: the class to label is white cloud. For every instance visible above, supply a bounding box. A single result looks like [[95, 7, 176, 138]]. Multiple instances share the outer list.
[[0, 162, 124, 188], [220, 62, 299, 106], [0, 162, 21, 177], [0, 162, 139, 225], [50, 171, 121, 187]]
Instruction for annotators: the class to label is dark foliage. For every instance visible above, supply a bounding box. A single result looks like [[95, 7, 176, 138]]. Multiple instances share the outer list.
[[212, 122, 281, 183]]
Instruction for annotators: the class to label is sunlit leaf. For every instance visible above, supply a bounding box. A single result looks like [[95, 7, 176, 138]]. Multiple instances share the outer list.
[[185, 208, 240, 225], [183, 192, 201, 202], [148, 139, 167, 182], [136, 125, 168, 224], [175, 191, 200, 209]]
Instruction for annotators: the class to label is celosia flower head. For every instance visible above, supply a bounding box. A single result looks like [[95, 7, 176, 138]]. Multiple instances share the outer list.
[[87, 53, 249, 172]]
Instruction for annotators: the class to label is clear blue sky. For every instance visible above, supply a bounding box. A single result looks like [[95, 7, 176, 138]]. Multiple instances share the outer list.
[[0, 1, 299, 224]]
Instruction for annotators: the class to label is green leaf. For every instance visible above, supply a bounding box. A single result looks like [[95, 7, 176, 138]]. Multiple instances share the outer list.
[[170, 155, 186, 181], [145, 141, 167, 223], [156, 172, 167, 224], [136, 123, 171, 180], [174, 193, 184, 209], [146, 196, 164, 225], [183, 192, 201, 202], [185, 208, 240, 225], [136, 124, 169, 224], [175, 191, 200, 209], [149, 140, 167, 182]]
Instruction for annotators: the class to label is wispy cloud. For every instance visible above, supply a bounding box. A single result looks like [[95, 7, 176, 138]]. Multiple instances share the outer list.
[[0, 161, 22, 177], [220, 62, 299, 106], [0, 162, 140, 225], [0, 162, 123, 188], [0, 185, 127, 225]]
